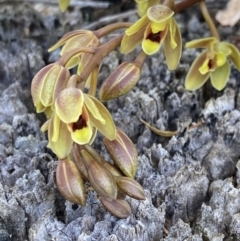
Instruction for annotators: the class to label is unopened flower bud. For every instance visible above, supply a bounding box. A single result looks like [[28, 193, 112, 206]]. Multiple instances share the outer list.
[[56, 158, 86, 206], [71, 144, 89, 180], [99, 197, 132, 218], [31, 63, 70, 113], [81, 150, 118, 199], [99, 62, 141, 101], [117, 189, 126, 200], [116, 176, 145, 200], [83, 145, 123, 177], [103, 129, 138, 178]]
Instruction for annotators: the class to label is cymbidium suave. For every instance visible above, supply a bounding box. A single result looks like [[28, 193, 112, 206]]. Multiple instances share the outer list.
[[185, 37, 240, 91], [44, 84, 116, 158], [120, 4, 182, 70]]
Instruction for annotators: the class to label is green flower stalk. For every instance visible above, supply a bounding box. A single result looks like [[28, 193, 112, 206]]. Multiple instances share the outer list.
[[120, 4, 182, 70], [185, 37, 240, 91]]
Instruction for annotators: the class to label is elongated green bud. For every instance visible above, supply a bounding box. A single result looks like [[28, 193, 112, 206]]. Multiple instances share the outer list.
[[56, 158, 86, 206]]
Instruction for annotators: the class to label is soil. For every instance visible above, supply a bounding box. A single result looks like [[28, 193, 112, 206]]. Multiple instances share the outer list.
[[0, 1, 240, 241]]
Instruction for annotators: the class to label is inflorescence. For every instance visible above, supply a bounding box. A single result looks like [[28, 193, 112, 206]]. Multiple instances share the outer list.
[[31, 0, 240, 218]]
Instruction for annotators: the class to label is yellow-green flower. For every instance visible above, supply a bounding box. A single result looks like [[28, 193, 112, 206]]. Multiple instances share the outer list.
[[120, 4, 182, 70], [185, 37, 240, 91], [55, 87, 116, 146]]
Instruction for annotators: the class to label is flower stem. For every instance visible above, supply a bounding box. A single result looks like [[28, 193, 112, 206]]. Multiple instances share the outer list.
[[57, 47, 95, 66], [79, 33, 124, 85], [134, 51, 147, 68], [94, 22, 132, 38], [88, 67, 99, 96], [199, 1, 220, 40], [174, 0, 202, 13]]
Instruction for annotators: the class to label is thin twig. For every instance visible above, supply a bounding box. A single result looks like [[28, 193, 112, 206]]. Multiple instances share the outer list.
[[0, 0, 110, 8]]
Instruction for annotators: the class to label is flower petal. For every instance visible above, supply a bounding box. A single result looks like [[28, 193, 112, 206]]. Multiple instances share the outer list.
[[59, 0, 70, 12], [215, 53, 227, 67], [225, 42, 240, 70], [120, 32, 144, 54], [199, 58, 212, 75], [142, 39, 161, 55], [84, 95, 116, 140], [169, 18, 177, 49], [142, 22, 168, 55], [31, 64, 55, 112], [186, 37, 217, 49], [60, 35, 91, 55], [125, 15, 149, 36], [68, 106, 93, 145], [211, 42, 231, 56], [147, 4, 174, 23], [70, 125, 93, 145], [164, 18, 182, 70], [185, 51, 210, 90], [65, 56, 80, 69], [83, 94, 105, 124], [40, 65, 62, 107], [48, 30, 91, 52], [210, 61, 230, 91], [51, 112, 61, 142], [48, 116, 73, 158], [137, 2, 149, 17], [55, 88, 84, 123]]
